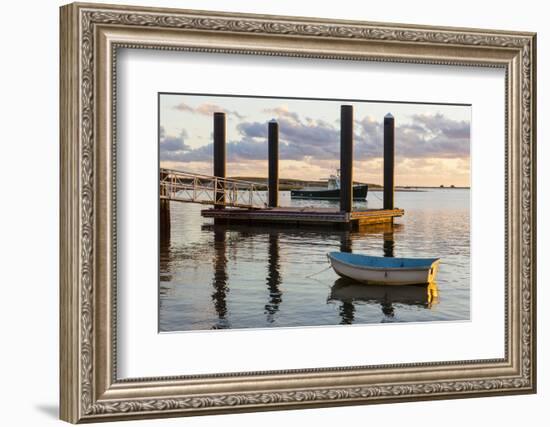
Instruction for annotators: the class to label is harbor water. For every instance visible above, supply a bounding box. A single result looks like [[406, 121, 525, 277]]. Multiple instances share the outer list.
[[159, 189, 470, 332]]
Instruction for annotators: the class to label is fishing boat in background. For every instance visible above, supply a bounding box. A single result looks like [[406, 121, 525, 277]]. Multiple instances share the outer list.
[[290, 169, 368, 201], [327, 252, 440, 285]]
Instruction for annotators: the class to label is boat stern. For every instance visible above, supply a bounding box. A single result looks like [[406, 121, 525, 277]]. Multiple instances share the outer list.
[[427, 259, 441, 283]]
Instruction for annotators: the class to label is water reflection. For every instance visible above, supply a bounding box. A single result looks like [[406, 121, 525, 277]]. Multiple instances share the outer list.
[[329, 278, 439, 324], [201, 223, 407, 326], [211, 227, 229, 329], [340, 231, 352, 253], [204, 224, 287, 326], [381, 227, 395, 321], [339, 300, 356, 325], [383, 228, 395, 258], [201, 223, 393, 326], [159, 206, 173, 286], [265, 233, 282, 323], [158, 190, 471, 332]]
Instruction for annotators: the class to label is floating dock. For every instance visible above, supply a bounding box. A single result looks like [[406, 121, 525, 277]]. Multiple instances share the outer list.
[[202, 207, 404, 228]]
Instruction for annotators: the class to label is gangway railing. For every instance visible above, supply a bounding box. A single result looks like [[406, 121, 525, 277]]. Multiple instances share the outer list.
[[160, 168, 267, 208]]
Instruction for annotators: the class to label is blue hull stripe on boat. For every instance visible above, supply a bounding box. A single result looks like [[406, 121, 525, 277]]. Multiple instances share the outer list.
[[328, 252, 439, 270]]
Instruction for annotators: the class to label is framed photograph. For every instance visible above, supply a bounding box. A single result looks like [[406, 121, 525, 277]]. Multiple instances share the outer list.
[[60, 2, 537, 423]]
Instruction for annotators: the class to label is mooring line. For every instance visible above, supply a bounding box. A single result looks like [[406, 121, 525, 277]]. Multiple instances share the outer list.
[[305, 265, 332, 278]]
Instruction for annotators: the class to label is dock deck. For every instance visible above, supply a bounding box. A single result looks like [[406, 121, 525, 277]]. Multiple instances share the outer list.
[[201, 207, 404, 228]]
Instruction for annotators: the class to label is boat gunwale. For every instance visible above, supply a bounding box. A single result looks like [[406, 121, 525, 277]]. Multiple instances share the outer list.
[[328, 253, 441, 272]]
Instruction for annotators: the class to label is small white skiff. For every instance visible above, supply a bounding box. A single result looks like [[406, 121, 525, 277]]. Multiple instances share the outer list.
[[327, 252, 440, 285]]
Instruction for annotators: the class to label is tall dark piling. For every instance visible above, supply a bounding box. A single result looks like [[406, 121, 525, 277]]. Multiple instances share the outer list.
[[340, 105, 354, 213], [213, 112, 226, 209], [268, 119, 279, 208], [383, 113, 395, 210]]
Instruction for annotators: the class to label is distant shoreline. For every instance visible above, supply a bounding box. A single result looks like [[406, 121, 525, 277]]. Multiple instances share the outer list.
[[228, 176, 470, 191], [370, 187, 470, 192]]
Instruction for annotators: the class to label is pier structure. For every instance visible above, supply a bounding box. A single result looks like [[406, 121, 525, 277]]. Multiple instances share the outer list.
[[268, 119, 279, 208], [384, 113, 395, 210], [160, 105, 404, 229], [201, 206, 403, 228], [159, 169, 267, 208], [340, 105, 354, 213], [213, 112, 226, 209]]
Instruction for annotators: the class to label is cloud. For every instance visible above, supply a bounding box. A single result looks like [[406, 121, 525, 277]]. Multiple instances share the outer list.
[[228, 139, 267, 161], [173, 103, 194, 113], [162, 108, 470, 165], [394, 123, 470, 159], [234, 117, 339, 161], [236, 122, 265, 139], [174, 102, 245, 119], [164, 137, 267, 163], [161, 136, 187, 152], [262, 105, 301, 123], [355, 116, 383, 158], [159, 128, 191, 161], [412, 112, 470, 139]]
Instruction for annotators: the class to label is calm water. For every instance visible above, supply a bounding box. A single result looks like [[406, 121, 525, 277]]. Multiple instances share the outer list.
[[159, 189, 470, 332]]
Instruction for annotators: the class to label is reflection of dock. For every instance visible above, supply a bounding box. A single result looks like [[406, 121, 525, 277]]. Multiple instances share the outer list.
[[201, 206, 404, 229]]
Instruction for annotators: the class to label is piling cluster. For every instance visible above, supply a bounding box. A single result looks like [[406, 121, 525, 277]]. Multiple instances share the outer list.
[[212, 105, 395, 213]]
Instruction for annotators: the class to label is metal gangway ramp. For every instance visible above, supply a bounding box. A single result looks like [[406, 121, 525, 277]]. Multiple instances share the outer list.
[[160, 168, 267, 209]]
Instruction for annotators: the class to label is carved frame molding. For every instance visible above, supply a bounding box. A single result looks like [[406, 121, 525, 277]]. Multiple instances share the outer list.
[[60, 2, 536, 423]]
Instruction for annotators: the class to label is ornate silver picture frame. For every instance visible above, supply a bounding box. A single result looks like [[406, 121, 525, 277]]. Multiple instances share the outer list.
[[60, 2, 536, 423]]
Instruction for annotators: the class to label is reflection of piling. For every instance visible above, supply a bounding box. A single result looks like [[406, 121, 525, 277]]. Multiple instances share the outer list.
[[265, 233, 282, 322], [339, 302, 355, 325], [211, 227, 228, 323], [383, 230, 395, 257], [383, 113, 395, 210], [159, 198, 172, 282], [160, 199, 171, 236], [381, 300, 395, 318], [213, 112, 226, 209], [340, 105, 354, 213], [268, 120, 279, 208], [340, 231, 352, 253]]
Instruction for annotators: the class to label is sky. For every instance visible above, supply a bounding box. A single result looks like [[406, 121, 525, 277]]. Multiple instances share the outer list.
[[159, 94, 471, 187]]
